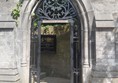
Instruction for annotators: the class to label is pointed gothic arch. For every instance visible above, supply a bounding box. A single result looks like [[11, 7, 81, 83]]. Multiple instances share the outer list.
[[19, 0, 96, 83], [31, 0, 82, 83]]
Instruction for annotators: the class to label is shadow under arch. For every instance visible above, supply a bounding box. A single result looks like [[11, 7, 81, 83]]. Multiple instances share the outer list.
[[19, 0, 96, 83]]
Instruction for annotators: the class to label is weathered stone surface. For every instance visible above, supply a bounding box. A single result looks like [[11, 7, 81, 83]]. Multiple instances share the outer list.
[[92, 78, 118, 83], [90, 0, 118, 82], [0, 68, 20, 83], [90, 0, 118, 28], [0, 0, 17, 14], [91, 78, 112, 83], [96, 30, 114, 42], [112, 78, 118, 83], [96, 30, 115, 62], [0, 0, 118, 83], [93, 65, 118, 72], [0, 22, 15, 28], [0, 29, 14, 62], [96, 21, 115, 28], [0, 27, 21, 82]]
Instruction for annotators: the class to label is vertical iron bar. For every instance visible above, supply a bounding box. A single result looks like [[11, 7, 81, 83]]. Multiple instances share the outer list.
[[30, 31, 32, 83], [34, 42, 35, 67], [37, 21, 42, 83], [70, 20, 74, 83], [29, 22, 33, 83]]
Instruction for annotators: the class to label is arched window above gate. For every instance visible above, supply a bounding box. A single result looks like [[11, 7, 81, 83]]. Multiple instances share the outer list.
[[35, 0, 78, 20]]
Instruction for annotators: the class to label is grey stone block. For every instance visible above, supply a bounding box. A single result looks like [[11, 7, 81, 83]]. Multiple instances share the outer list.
[[93, 65, 118, 72], [96, 21, 115, 28], [0, 22, 15, 28], [92, 71, 118, 78], [91, 78, 112, 83], [0, 68, 20, 83], [96, 31, 114, 42]]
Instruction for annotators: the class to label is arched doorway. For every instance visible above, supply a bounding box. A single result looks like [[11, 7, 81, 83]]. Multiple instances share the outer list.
[[19, 0, 95, 83], [30, 0, 82, 83]]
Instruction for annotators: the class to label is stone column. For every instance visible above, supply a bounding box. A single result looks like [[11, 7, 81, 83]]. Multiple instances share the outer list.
[[83, 29, 89, 67], [83, 29, 90, 83]]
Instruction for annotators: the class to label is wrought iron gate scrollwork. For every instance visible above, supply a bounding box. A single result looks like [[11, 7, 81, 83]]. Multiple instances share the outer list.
[[35, 0, 77, 20]]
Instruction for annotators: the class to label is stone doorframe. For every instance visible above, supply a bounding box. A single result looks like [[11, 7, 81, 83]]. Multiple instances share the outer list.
[[18, 0, 96, 83]]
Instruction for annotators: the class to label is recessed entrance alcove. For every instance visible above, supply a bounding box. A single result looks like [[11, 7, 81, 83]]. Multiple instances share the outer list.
[[0, 0, 95, 83], [40, 23, 71, 83], [30, 0, 82, 82], [21, 0, 96, 83], [30, 19, 82, 83]]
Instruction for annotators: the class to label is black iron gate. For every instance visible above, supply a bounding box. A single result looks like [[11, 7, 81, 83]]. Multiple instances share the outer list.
[[71, 21, 82, 83], [30, 27, 39, 83], [30, 0, 82, 83], [30, 20, 82, 83]]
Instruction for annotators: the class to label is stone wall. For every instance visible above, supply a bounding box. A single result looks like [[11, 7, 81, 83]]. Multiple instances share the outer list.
[[96, 29, 115, 65], [0, 28, 20, 83], [0, 0, 17, 21], [91, 0, 118, 83], [0, 0, 118, 83], [0, 0, 21, 83]]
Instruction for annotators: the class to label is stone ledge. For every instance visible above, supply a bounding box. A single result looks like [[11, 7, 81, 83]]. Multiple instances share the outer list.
[[0, 21, 15, 28], [96, 20, 115, 28], [0, 74, 20, 81], [92, 71, 118, 78], [92, 65, 118, 78], [0, 79, 20, 83], [0, 14, 13, 21], [93, 65, 118, 72], [0, 68, 20, 83], [0, 62, 17, 69], [95, 13, 113, 21], [91, 78, 118, 83], [0, 68, 18, 75]]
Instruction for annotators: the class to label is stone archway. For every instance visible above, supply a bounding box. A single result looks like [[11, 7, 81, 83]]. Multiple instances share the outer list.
[[19, 0, 96, 83]]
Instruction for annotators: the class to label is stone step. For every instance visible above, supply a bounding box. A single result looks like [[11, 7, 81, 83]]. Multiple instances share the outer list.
[[0, 68, 20, 83]]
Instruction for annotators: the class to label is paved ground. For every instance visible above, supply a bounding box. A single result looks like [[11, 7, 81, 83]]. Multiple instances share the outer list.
[[40, 77, 70, 83]]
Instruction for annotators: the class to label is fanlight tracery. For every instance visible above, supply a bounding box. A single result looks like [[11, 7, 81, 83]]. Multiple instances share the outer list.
[[35, 0, 77, 20]]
